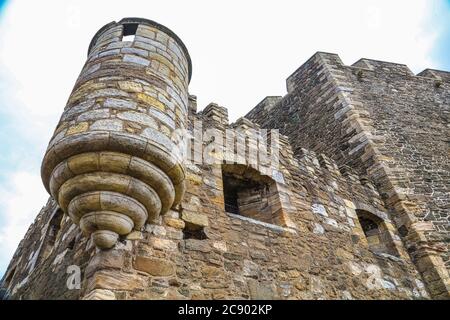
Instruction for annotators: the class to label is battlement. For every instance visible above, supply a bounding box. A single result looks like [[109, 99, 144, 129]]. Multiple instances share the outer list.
[[351, 58, 415, 75], [417, 69, 450, 82], [286, 51, 450, 94]]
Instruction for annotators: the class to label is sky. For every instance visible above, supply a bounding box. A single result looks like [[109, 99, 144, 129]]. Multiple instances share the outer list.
[[0, 0, 449, 277]]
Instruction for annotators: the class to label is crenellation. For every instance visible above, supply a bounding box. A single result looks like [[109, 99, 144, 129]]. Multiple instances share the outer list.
[[351, 58, 415, 76], [417, 68, 450, 83], [201, 103, 229, 128]]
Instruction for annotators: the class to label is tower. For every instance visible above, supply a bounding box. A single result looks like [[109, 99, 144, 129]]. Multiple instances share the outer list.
[[41, 18, 192, 249]]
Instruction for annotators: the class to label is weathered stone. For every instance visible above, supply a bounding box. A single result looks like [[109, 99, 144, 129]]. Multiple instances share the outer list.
[[312, 223, 325, 235], [311, 203, 328, 217], [148, 107, 175, 129], [123, 54, 150, 66], [118, 81, 143, 93], [82, 289, 116, 300], [90, 119, 123, 131], [117, 111, 157, 128], [126, 231, 144, 240], [121, 47, 149, 57], [242, 260, 259, 278], [213, 241, 228, 252], [136, 93, 165, 111], [77, 109, 110, 122], [87, 271, 147, 291], [87, 88, 129, 99], [164, 217, 185, 229], [85, 249, 126, 276], [149, 237, 177, 251], [66, 122, 89, 135], [134, 256, 175, 276], [141, 127, 173, 147], [184, 239, 211, 253], [181, 211, 209, 230]]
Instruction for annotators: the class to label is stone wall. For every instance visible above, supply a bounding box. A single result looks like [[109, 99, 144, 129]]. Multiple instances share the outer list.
[[246, 52, 450, 298]]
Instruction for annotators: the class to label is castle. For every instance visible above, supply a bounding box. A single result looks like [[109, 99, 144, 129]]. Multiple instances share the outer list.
[[1, 17, 449, 300]]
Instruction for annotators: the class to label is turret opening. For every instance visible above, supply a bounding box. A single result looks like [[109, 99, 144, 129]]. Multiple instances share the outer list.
[[122, 23, 138, 42]]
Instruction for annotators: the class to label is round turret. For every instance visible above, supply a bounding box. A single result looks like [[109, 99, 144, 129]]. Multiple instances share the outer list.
[[41, 18, 191, 249]]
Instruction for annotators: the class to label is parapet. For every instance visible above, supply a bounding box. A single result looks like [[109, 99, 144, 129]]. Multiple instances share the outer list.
[[351, 58, 414, 76], [417, 69, 450, 82], [245, 96, 282, 121], [285, 51, 450, 94]]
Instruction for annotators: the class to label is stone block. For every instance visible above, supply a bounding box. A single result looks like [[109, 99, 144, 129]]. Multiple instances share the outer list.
[[85, 249, 126, 277], [136, 93, 165, 111], [90, 119, 123, 131], [82, 289, 116, 300], [164, 217, 185, 229], [181, 211, 209, 230], [134, 256, 175, 276], [126, 231, 144, 240], [149, 237, 177, 251], [184, 239, 211, 253], [103, 98, 137, 110], [117, 110, 158, 128], [77, 109, 110, 122], [311, 203, 328, 217], [87, 270, 147, 291], [343, 199, 356, 209], [118, 81, 143, 93], [247, 279, 279, 300]]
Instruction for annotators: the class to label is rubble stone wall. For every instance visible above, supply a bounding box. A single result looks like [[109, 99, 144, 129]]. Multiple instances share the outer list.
[[246, 52, 450, 298]]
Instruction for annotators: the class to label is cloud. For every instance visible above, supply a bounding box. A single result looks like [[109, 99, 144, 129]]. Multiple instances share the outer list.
[[0, 0, 448, 276], [0, 171, 48, 274]]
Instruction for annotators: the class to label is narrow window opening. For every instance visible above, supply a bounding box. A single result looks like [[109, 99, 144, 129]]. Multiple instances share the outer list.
[[122, 23, 138, 42], [47, 209, 64, 247], [4, 266, 16, 285], [40, 209, 64, 261], [356, 209, 397, 256]]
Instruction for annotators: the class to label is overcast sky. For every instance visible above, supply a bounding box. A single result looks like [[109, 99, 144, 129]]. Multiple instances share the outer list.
[[0, 0, 449, 276]]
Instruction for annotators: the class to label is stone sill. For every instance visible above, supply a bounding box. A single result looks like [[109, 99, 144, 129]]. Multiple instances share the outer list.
[[225, 212, 297, 235]]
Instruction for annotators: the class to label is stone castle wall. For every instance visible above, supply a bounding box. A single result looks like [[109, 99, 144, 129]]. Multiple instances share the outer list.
[[1, 20, 448, 300], [246, 52, 450, 298]]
